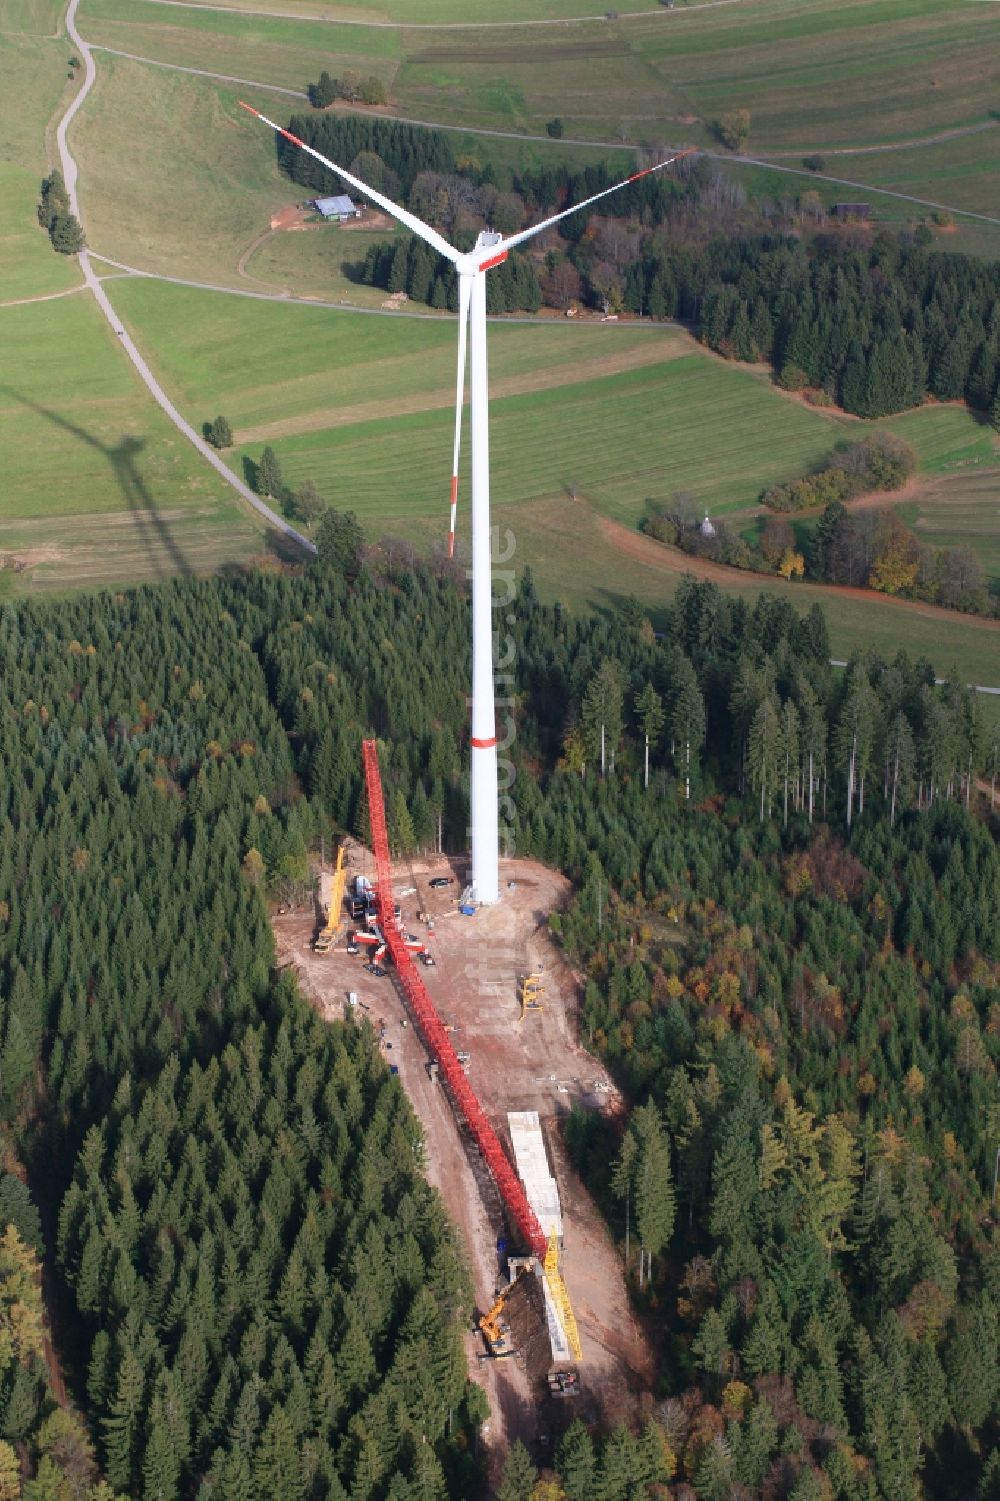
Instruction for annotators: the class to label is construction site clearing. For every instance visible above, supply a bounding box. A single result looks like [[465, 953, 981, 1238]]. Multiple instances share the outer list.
[[271, 833, 655, 1462]]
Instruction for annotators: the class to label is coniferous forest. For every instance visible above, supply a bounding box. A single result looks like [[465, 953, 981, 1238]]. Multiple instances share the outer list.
[[279, 111, 1000, 423], [0, 544, 997, 1500]]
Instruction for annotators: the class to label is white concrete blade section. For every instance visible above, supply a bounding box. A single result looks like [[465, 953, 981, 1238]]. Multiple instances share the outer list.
[[509, 1110, 572, 1361]]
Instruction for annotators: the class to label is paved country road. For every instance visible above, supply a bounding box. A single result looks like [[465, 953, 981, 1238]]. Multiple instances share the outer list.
[[57, 0, 317, 555]]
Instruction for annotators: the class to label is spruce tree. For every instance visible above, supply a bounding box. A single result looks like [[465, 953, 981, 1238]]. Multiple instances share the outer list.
[[634, 683, 664, 790], [556, 1419, 596, 1501], [496, 1441, 536, 1501], [257, 446, 283, 500], [632, 1101, 675, 1286]]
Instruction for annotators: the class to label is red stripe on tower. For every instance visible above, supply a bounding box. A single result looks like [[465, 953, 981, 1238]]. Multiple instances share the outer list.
[[471, 735, 498, 749]]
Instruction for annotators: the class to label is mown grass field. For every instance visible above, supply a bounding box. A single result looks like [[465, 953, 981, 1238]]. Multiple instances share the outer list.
[[498, 494, 1000, 691], [106, 277, 995, 506], [75, 0, 1000, 194], [895, 469, 1000, 589], [2, 0, 64, 37], [90, 275, 1000, 684], [0, 15, 85, 300], [0, 294, 263, 591], [243, 222, 406, 305], [797, 128, 1000, 228], [69, 61, 298, 282], [80, 0, 400, 92], [80, 0, 665, 30], [108, 277, 848, 510]]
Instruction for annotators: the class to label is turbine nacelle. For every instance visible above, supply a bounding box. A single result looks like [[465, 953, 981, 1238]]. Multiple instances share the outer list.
[[458, 231, 507, 279]]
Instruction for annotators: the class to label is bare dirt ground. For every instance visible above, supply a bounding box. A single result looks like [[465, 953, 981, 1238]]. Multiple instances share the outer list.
[[270, 205, 310, 231], [273, 844, 654, 1474]]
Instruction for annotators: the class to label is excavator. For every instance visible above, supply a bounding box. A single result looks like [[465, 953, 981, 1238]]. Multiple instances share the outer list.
[[478, 1268, 527, 1359], [313, 846, 347, 954]]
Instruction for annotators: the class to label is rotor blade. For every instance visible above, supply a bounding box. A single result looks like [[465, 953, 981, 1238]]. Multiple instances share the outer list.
[[448, 275, 472, 559], [239, 101, 460, 264], [488, 149, 696, 261]]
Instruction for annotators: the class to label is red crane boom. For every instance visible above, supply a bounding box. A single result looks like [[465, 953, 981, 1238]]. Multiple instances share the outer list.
[[362, 739, 546, 1258]]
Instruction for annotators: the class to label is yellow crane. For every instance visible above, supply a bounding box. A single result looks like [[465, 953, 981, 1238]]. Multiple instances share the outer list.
[[543, 1231, 582, 1363], [313, 845, 346, 954]]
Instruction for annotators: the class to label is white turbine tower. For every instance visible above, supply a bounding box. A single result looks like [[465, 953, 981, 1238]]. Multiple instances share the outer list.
[[240, 101, 688, 905]]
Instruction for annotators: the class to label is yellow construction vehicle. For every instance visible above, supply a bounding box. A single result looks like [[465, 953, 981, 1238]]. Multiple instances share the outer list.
[[518, 973, 545, 1019], [478, 1269, 527, 1358], [313, 846, 347, 954]]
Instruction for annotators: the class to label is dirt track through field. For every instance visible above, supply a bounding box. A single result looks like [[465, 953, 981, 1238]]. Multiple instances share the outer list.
[[596, 509, 1000, 632], [234, 337, 684, 443]]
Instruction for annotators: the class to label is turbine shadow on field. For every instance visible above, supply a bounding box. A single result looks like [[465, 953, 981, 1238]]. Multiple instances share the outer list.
[[0, 386, 191, 579]]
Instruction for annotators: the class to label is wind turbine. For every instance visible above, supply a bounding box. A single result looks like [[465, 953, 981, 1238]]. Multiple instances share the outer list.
[[240, 100, 689, 905]]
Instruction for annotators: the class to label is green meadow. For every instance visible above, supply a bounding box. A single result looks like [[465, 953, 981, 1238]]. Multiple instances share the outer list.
[[896, 469, 1000, 590], [74, 0, 1000, 198], [0, 18, 84, 300], [0, 293, 262, 589], [80, 275, 999, 685]]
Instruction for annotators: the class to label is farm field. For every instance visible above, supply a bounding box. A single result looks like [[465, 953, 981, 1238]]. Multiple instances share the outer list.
[[107, 277, 995, 507], [79, 0, 400, 91], [0, 21, 85, 300], [789, 127, 1000, 227], [242, 220, 407, 304], [108, 277, 848, 511], [68, 60, 296, 282], [73, 0, 1000, 197], [895, 469, 1000, 590], [501, 494, 1000, 691], [79, 0, 665, 31], [0, 293, 263, 591], [1, 0, 64, 39], [91, 275, 1000, 684]]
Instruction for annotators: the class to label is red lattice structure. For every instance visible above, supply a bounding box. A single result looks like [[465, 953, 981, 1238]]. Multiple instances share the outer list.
[[362, 739, 546, 1258]]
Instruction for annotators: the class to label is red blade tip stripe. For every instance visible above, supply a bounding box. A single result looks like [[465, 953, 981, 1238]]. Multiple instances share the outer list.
[[478, 251, 508, 272], [627, 147, 694, 182], [447, 533, 455, 558], [450, 475, 459, 503], [280, 127, 306, 148], [238, 100, 260, 116]]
